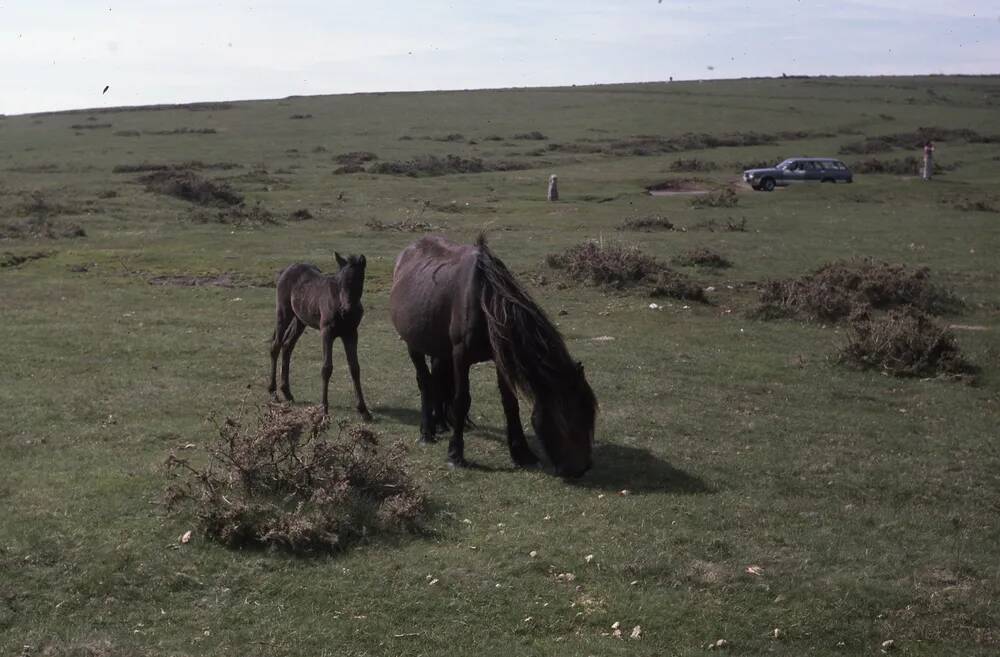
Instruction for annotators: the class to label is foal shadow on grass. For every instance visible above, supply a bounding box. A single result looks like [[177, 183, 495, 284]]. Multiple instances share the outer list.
[[574, 443, 712, 494]]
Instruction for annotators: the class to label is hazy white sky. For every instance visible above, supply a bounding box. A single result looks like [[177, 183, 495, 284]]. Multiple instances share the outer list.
[[1, 1, 997, 115]]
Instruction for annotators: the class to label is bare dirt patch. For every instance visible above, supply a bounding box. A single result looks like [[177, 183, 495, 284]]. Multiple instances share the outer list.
[[165, 404, 427, 553]]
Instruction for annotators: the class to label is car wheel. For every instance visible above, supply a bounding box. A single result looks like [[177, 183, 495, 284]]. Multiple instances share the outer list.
[[761, 177, 775, 192]]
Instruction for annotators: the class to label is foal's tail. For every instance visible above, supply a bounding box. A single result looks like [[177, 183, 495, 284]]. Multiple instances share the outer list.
[[475, 235, 572, 400]]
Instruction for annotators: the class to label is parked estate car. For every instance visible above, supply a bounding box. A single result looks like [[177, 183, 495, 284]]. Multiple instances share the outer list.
[[743, 158, 853, 191]]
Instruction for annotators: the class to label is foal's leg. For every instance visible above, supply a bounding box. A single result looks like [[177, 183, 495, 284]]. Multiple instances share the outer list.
[[268, 310, 292, 398], [279, 318, 305, 402], [408, 349, 436, 443], [496, 371, 540, 467], [447, 348, 472, 468], [320, 326, 336, 414], [342, 330, 372, 422]]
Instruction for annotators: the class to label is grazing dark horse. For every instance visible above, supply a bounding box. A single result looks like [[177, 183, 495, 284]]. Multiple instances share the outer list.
[[268, 253, 372, 420], [389, 235, 597, 477]]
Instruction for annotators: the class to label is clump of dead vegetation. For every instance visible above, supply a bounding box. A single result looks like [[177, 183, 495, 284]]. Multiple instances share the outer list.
[[145, 128, 218, 135], [1, 251, 53, 268], [288, 208, 315, 221], [670, 158, 717, 172], [188, 201, 277, 227], [113, 161, 241, 173], [368, 155, 528, 177], [69, 123, 112, 130], [289, 114, 313, 120], [512, 131, 548, 140], [851, 157, 923, 175], [142, 170, 244, 206], [365, 218, 438, 232], [165, 404, 427, 553], [837, 309, 975, 381], [545, 240, 706, 301], [334, 151, 378, 166], [690, 217, 748, 232], [618, 216, 675, 232], [953, 197, 998, 213], [1, 192, 87, 239], [752, 259, 960, 322], [673, 248, 732, 269], [690, 189, 738, 208]]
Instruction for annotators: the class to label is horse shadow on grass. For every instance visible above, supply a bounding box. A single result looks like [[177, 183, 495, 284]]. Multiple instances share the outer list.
[[573, 443, 713, 495]]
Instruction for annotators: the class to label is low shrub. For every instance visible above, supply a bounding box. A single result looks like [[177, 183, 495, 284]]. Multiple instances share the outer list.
[[142, 171, 244, 206], [752, 259, 960, 322], [546, 240, 705, 301], [837, 309, 974, 380], [673, 248, 731, 268], [165, 404, 427, 553], [690, 189, 738, 208]]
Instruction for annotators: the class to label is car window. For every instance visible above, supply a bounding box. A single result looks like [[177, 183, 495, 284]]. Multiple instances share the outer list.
[[804, 162, 817, 170]]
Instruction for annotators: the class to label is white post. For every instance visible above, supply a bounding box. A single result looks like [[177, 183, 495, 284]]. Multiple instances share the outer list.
[[547, 174, 559, 201]]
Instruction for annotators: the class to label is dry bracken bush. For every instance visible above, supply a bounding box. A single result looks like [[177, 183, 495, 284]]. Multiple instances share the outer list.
[[141, 170, 244, 206], [673, 248, 732, 269], [752, 259, 960, 322], [838, 309, 975, 380], [546, 240, 706, 302], [165, 404, 427, 554]]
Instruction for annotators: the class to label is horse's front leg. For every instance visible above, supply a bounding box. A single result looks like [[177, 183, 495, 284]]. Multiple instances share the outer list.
[[496, 370, 539, 467], [320, 326, 335, 414], [342, 331, 372, 422], [447, 347, 472, 468]]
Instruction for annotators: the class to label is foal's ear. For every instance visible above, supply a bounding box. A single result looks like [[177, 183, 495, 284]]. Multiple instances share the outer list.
[[576, 361, 585, 374], [359, 255, 367, 267], [335, 251, 348, 269]]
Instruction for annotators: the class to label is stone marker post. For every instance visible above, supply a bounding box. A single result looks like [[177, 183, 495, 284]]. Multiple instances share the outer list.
[[547, 174, 559, 201]]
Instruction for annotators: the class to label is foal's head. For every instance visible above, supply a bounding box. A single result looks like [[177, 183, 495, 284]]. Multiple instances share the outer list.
[[335, 252, 367, 302], [531, 361, 597, 479]]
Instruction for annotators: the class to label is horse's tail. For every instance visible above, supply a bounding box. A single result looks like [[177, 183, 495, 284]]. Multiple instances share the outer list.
[[475, 234, 570, 400]]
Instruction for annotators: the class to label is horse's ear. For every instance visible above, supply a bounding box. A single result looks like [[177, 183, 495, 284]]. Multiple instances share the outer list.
[[359, 255, 367, 267], [335, 252, 348, 268], [576, 361, 585, 374]]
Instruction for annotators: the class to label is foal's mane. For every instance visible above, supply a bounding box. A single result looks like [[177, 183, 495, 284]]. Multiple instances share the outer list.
[[475, 235, 591, 413]]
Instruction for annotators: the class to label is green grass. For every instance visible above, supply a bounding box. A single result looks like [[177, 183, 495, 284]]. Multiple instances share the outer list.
[[2, 75, 999, 656]]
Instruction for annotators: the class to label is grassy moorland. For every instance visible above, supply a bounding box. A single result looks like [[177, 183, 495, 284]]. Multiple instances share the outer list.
[[1, 75, 999, 656]]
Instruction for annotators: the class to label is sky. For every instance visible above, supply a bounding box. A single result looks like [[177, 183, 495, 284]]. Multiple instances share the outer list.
[[1, 1, 997, 115]]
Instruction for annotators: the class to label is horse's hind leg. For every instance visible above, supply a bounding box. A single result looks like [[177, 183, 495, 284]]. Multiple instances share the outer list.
[[429, 356, 452, 433], [279, 318, 305, 402], [408, 349, 436, 443], [342, 330, 372, 422], [496, 371, 539, 468]]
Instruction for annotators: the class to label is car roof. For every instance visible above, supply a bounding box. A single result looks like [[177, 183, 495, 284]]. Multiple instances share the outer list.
[[785, 157, 845, 162]]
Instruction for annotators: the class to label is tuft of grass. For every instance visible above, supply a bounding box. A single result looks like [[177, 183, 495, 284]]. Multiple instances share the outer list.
[[165, 404, 427, 554], [288, 208, 315, 221], [144, 127, 218, 135], [752, 259, 960, 322], [512, 131, 548, 140], [838, 309, 975, 380], [953, 197, 998, 213], [365, 217, 438, 232], [691, 217, 748, 232], [1, 250, 54, 268], [546, 240, 706, 301], [289, 114, 313, 120]]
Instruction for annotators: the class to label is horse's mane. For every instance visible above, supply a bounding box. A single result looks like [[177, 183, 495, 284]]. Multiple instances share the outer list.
[[475, 235, 594, 415]]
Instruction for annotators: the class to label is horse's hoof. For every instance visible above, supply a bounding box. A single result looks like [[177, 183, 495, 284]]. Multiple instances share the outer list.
[[419, 435, 436, 445], [513, 456, 541, 469], [359, 410, 374, 423], [447, 457, 469, 469]]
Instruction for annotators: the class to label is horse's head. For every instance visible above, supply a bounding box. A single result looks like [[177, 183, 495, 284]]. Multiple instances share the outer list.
[[335, 252, 367, 302], [531, 361, 597, 478]]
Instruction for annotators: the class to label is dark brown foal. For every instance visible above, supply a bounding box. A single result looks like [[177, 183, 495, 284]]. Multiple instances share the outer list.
[[268, 252, 372, 420]]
